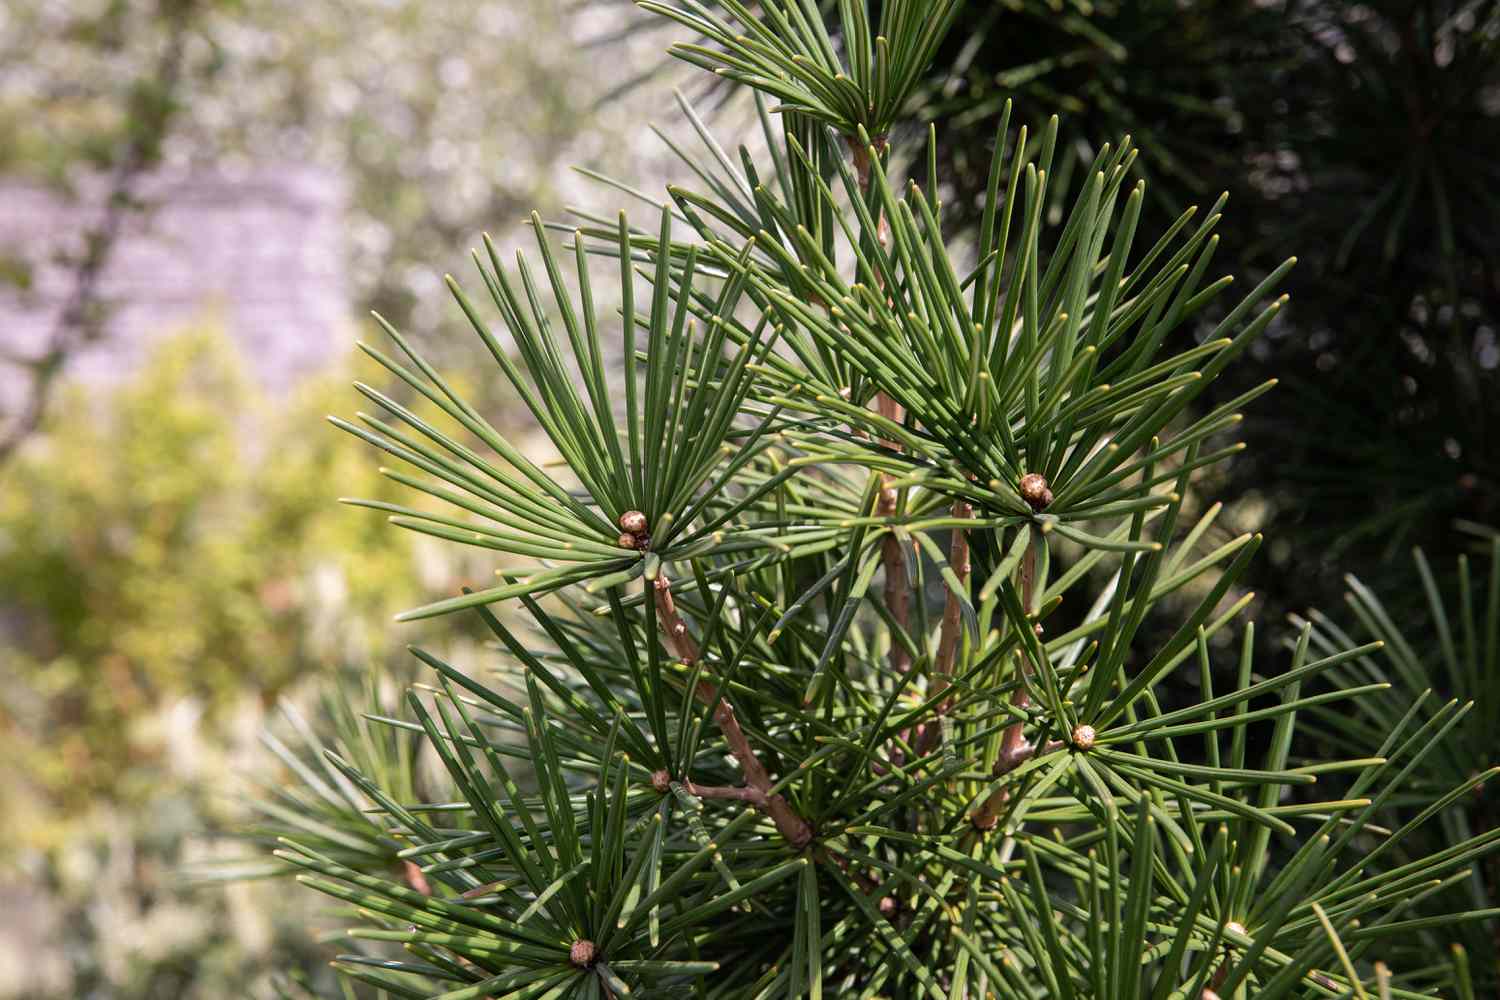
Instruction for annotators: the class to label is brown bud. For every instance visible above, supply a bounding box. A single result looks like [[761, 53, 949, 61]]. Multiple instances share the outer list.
[[1019, 473, 1053, 512], [1071, 724, 1097, 750], [619, 510, 648, 535], [617, 532, 639, 550], [569, 939, 598, 968], [971, 811, 1000, 832], [651, 769, 671, 794]]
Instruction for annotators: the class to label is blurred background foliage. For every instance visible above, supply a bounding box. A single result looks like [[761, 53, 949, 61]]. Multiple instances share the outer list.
[[0, 0, 613, 348], [0, 2, 636, 991], [0, 328, 427, 834], [0, 328, 479, 995], [1, 0, 1497, 996]]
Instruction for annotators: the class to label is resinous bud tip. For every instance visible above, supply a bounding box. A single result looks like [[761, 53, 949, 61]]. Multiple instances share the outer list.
[[1019, 472, 1053, 512], [569, 939, 597, 968]]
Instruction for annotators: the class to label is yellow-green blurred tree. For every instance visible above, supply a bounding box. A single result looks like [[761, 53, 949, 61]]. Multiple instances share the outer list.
[[0, 328, 455, 844]]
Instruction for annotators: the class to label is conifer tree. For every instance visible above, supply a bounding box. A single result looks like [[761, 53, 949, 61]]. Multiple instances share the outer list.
[[268, 3, 1499, 996]]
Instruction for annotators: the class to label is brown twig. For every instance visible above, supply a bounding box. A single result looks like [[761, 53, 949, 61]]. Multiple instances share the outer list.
[[846, 134, 916, 678], [876, 467, 913, 675], [930, 499, 973, 712], [911, 499, 973, 757], [663, 772, 768, 806], [652, 574, 814, 850], [971, 527, 1042, 832]]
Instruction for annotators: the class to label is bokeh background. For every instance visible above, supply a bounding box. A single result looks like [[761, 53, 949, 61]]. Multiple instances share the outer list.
[[1, 0, 1496, 996]]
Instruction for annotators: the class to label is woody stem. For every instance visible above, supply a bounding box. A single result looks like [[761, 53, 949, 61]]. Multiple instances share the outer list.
[[913, 499, 974, 757], [972, 531, 1040, 831], [679, 781, 768, 804], [876, 428, 913, 674], [653, 576, 813, 849], [848, 134, 913, 675], [930, 499, 973, 713]]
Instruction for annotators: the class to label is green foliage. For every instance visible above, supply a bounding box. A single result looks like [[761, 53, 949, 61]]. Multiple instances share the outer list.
[[339, 215, 798, 618], [619, 0, 1500, 613], [645, 0, 965, 137], [238, 681, 434, 883], [265, 3, 1497, 998], [1294, 531, 1500, 990], [639, 105, 1284, 523], [912, 0, 1500, 606]]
